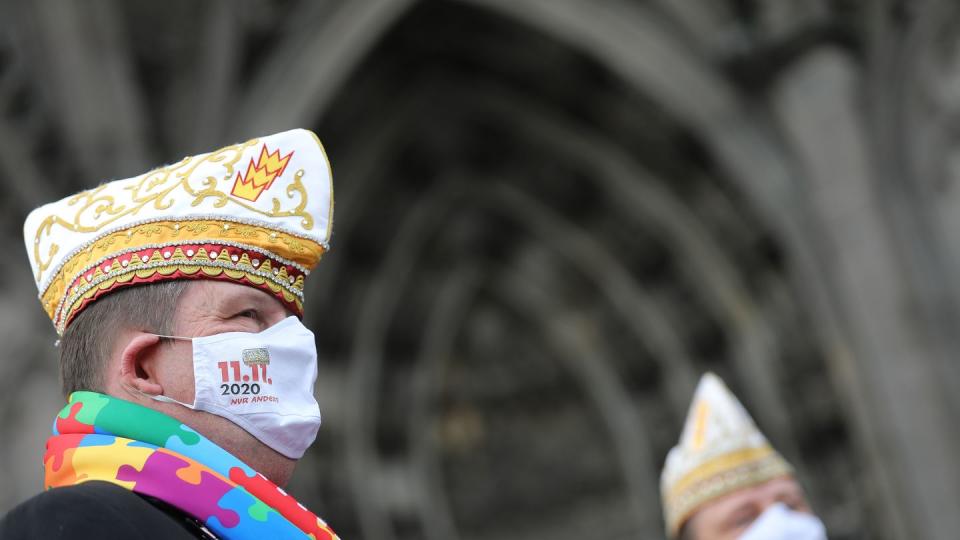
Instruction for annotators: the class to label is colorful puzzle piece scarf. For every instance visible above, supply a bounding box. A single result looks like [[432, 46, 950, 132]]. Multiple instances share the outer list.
[[44, 391, 339, 540]]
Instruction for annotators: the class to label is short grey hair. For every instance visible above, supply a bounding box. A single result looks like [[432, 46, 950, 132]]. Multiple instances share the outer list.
[[57, 281, 189, 397]]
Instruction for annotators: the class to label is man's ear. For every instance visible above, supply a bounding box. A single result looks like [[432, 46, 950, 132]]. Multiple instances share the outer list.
[[118, 333, 164, 397]]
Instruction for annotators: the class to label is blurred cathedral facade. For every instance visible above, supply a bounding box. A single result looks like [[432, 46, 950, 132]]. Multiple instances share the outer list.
[[1, 1, 958, 539]]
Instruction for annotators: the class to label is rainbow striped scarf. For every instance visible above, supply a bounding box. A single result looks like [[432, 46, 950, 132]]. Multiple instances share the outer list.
[[44, 391, 339, 540]]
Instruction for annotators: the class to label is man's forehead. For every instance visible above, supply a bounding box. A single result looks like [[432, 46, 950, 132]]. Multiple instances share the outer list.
[[180, 280, 288, 312], [701, 475, 802, 514]]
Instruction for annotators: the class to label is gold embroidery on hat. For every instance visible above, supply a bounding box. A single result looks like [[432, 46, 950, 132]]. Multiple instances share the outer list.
[[692, 402, 709, 451], [32, 138, 315, 284], [40, 219, 324, 327], [58, 260, 305, 333]]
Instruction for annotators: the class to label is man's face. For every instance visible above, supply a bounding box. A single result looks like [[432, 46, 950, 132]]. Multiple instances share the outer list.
[[108, 279, 304, 484], [684, 476, 812, 540]]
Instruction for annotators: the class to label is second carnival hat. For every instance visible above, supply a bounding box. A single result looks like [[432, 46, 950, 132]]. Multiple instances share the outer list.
[[660, 373, 793, 538], [24, 128, 333, 334]]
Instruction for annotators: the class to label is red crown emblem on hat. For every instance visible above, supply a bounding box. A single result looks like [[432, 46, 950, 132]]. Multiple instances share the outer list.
[[231, 144, 294, 202]]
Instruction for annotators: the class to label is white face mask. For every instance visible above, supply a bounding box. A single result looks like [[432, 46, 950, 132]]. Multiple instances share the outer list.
[[738, 503, 828, 540], [148, 316, 322, 459]]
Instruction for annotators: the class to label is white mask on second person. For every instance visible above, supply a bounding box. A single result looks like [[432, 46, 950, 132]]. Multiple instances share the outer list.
[[147, 315, 322, 459], [738, 503, 827, 540]]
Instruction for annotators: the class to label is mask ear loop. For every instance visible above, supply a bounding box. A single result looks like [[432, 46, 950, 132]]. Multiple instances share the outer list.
[[144, 391, 196, 409], [137, 333, 196, 408], [153, 334, 192, 341]]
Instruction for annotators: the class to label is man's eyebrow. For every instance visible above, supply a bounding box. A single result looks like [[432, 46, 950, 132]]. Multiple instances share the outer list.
[[236, 291, 290, 316], [214, 291, 271, 312], [721, 501, 755, 526], [775, 488, 804, 502]]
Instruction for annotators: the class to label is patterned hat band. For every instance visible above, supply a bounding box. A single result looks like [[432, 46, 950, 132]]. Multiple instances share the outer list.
[[44, 218, 326, 334]]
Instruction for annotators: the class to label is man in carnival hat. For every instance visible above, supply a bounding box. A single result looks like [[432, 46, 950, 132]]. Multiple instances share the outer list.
[[660, 373, 828, 540], [1, 129, 339, 539]]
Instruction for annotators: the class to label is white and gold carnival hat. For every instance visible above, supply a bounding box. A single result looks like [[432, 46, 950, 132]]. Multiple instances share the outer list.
[[24, 128, 333, 334], [660, 373, 793, 538]]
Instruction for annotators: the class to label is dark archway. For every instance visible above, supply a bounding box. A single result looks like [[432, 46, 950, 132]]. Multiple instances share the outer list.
[[294, 3, 861, 538]]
